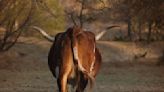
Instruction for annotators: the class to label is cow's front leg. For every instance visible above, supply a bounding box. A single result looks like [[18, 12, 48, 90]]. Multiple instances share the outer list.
[[57, 78, 62, 92]]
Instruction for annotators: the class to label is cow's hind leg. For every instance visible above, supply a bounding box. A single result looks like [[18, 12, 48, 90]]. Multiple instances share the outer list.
[[76, 72, 88, 92], [58, 73, 69, 92], [58, 67, 72, 92]]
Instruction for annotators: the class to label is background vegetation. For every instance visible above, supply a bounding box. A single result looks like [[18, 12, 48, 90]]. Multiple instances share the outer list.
[[0, 1, 163, 92], [0, 0, 65, 51], [0, 0, 163, 50]]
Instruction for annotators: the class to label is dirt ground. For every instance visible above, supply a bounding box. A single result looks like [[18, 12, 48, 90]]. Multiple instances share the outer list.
[[0, 37, 164, 92]]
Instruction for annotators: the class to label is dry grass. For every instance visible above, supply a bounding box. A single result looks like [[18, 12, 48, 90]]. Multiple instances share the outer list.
[[0, 37, 164, 92]]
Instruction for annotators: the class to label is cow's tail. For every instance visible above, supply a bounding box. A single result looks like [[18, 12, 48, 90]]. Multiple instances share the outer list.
[[68, 26, 95, 90], [72, 46, 95, 91], [83, 69, 95, 91]]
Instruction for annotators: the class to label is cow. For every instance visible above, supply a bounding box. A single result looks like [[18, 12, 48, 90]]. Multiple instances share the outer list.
[[32, 26, 102, 92], [48, 26, 101, 92]]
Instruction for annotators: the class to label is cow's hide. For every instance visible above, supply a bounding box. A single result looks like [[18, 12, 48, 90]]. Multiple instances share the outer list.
[[48, 26, 102, 92]]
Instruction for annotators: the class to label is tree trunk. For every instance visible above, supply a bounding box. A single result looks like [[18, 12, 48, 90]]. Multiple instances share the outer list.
[[138, 19, 142, 41], [147, 21, 152, 43], [127, 17, 132, 40]]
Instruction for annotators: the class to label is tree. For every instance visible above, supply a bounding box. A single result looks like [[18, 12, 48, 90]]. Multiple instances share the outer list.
[[0, 0, 33, 51], [0, 0, 65, 51], [113, 0, 163, 41]]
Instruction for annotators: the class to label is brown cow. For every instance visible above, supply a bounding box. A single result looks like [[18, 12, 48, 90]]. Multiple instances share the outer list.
[[32, 25, 121, 92], [34, 26, 102, 92]]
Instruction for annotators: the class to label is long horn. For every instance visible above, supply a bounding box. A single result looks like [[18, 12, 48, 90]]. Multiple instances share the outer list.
[[95, 25, 120, 40], [32, 25, 120, 41], [31, 26, 54, 42], [95, 31, 106, 40]]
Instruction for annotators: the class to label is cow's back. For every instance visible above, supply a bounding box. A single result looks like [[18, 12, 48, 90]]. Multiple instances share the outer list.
[[76, 31, 96, 72]]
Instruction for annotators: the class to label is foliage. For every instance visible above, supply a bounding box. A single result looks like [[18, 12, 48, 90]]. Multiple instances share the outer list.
[[0, 0, 65, 51], [65, 0, 163, 41], [28, 0, 65, 35], [0, 0, 33, 51]]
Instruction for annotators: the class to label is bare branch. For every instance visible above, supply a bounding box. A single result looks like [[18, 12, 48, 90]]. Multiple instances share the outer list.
[[65, 10, 78, 26], [35, 0, 57, 18], [79, 0, 85, 28]]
